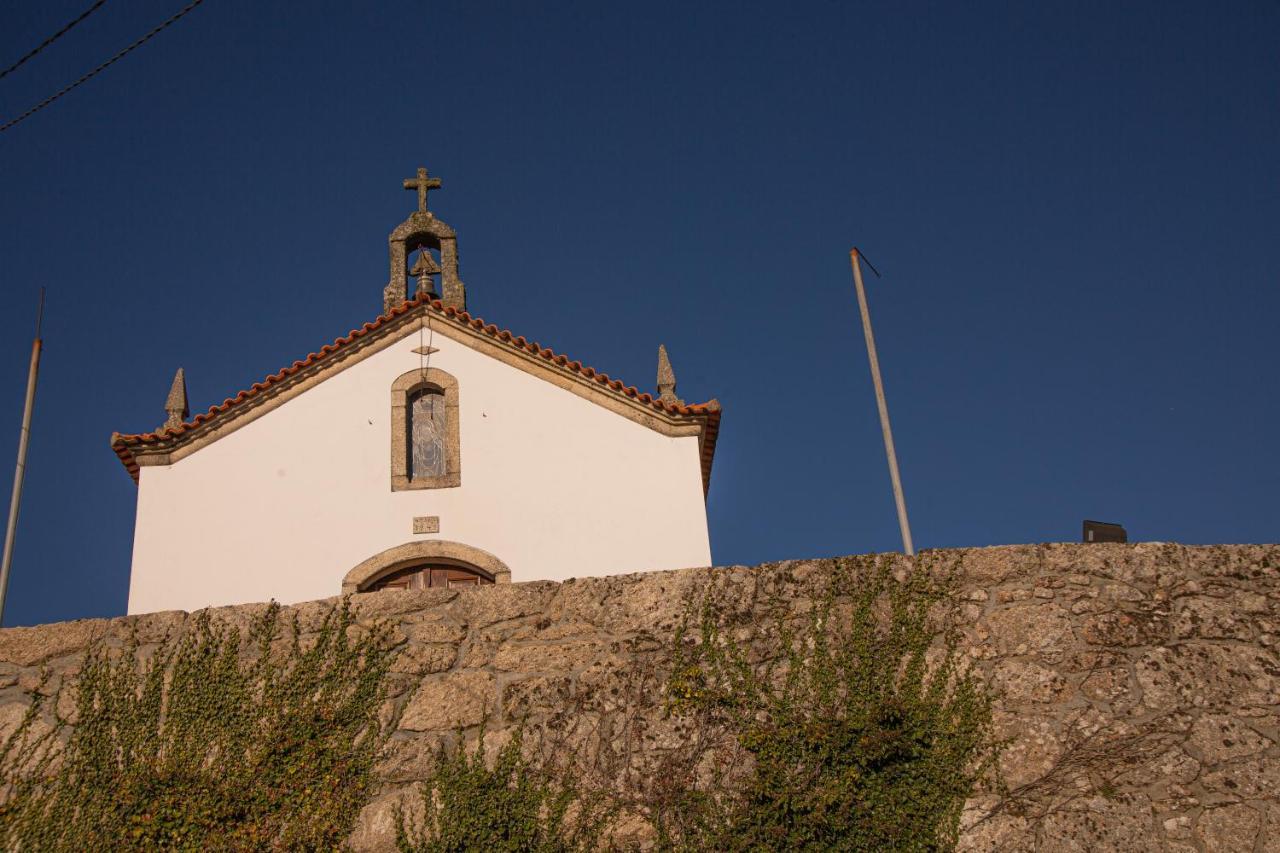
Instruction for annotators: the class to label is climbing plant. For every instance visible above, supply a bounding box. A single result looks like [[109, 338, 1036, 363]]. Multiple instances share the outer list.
[[0, 558, 1001, 851], [658, 555, 1000, 852], [395, 726, 613, 853], [0, 600, 400, 851]]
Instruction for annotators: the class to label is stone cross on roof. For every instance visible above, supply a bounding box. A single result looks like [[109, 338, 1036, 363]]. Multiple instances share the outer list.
[[403, 167, 442, 213]]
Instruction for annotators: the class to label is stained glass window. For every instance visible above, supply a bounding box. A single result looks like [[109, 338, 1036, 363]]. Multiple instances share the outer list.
[[408, 388, 446, 479]]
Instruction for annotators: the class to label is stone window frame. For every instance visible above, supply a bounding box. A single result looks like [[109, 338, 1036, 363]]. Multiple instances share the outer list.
[[391, 367, 461, 490]]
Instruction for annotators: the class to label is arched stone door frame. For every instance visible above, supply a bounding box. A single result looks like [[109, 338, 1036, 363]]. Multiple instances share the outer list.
[[341, 540, 511, 594]]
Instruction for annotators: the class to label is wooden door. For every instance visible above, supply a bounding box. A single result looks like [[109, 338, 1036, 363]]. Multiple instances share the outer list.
[[366, 563, 493, 592]]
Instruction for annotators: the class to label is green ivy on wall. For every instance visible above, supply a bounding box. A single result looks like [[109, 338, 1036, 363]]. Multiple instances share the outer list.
[[658, 555, 1001, 851], [395, 726, 613, 853], [0, 600, 400, 851], [0, 556, 1000, 852]]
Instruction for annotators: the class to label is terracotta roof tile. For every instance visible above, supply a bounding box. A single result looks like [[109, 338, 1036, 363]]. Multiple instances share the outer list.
[[112, 294, 722, 491]]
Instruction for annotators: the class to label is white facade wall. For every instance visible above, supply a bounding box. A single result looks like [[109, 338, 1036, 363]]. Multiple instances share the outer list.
[[126, 326, 712, 614]]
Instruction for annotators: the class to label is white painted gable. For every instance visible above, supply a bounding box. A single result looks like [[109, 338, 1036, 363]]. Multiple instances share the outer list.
[[123, 309, 714, 614]]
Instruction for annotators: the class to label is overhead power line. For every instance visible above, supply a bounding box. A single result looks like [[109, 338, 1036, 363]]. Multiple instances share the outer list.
[[0, 0, 109, 83], [0, 0, 206, 135]]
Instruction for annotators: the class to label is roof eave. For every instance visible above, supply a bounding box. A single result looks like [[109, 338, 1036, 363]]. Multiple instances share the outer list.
[[112, 295, 723, 490]]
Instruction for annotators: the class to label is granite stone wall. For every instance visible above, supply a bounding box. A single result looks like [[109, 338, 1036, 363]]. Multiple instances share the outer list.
[[1, 543, 1276, 851]]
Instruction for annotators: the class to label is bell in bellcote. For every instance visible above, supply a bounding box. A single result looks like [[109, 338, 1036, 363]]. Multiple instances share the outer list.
[[409, 247, 442, 300]]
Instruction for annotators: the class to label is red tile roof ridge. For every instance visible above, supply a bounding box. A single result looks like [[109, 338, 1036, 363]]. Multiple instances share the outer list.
[[111, 295, 721, 480]]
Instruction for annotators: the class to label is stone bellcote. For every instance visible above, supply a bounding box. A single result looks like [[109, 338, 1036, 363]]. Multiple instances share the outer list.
[[383, 167, 467, 313]]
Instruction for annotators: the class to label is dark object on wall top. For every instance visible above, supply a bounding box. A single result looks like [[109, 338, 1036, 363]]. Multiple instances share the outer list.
[[1083, 520, 1127, 544]]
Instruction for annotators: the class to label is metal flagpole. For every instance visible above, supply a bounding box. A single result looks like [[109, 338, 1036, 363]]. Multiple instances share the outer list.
[[849, 249, 914, 556], [0, 289, 45, 624]]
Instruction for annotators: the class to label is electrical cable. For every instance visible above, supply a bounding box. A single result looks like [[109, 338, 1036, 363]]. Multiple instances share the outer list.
[[417, 255, 436, 379], [0, 0, 206, 135], [0, 0, 108, 82], [853, 246, 882, 278]]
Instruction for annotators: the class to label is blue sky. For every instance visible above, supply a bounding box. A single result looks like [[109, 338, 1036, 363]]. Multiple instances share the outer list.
[[0, 0, 1276, 626]]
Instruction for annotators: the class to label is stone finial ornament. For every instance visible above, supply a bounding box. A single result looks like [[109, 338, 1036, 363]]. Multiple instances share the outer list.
[[163, 368, 189, 430], [383, 166, 466, 313], [656, 344, 683, 406]]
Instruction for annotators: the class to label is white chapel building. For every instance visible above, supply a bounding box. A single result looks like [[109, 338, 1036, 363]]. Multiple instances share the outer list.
[[112, 169, 721, 615]]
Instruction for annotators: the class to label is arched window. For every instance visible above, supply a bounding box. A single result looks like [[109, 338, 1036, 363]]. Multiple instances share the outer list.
[[391, 368, 460, 490]]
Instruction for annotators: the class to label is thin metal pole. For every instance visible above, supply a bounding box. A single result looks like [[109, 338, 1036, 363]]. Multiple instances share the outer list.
[[0, 289, 44, 625], [849, 250, 914, 556]]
